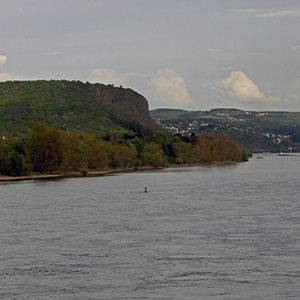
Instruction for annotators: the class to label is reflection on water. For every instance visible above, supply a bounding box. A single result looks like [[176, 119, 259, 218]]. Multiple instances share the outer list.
[[1, 154, 300, 299]]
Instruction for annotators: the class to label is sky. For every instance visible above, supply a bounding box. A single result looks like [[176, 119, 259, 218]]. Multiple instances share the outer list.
[[1, 0, 300, 112]]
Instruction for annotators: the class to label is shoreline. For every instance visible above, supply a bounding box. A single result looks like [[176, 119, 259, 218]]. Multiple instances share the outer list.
[[0, 161, 242, 182], [0, 166, 162, 182]]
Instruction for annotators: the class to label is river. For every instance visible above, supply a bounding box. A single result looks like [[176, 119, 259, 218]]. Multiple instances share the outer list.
[[1, 154, 300, 299]]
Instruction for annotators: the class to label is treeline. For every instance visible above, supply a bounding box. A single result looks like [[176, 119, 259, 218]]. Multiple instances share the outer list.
[[0, 123, 250, 176]]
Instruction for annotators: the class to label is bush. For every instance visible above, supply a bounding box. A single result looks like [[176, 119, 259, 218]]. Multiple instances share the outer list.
[[0, 144, 24, 176], [80, 167, 88, 175], [133, 158, 143, 169]]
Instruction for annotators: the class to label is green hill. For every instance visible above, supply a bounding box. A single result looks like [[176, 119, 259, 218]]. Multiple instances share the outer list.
[[0, 80, 158, 137], [150, 108, 300, 152]]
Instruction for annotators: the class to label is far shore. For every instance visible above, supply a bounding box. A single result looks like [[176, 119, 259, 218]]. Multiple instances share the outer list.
[[0, 169, 129, 182], [0, 166, 163, 182], [0, 161, 242, 182]]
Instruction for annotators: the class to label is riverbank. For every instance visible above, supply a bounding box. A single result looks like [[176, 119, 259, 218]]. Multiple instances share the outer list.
[[0, 167, 160, 182], [0, 161, 243, 182]]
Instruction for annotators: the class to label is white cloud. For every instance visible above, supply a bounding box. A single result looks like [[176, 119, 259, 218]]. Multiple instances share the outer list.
[[0, 55, 8, 68], [0, 73, 11, 81], [88, 69, 125, 86], [0, 55, 12, 81], [213, 71, 280, 103], [150, 68, 194, 107], [255, 10, 300, 18], [231, 9, 259, 13]]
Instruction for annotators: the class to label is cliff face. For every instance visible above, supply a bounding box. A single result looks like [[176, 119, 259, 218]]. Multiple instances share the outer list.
[[0, 80, 158, 137]]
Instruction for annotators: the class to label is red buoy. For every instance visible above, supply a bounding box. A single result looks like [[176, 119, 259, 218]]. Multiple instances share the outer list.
[[145, 187, 148, 193]]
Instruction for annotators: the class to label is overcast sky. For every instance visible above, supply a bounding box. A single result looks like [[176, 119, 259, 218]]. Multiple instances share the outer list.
[[1, 0, 300, 111]]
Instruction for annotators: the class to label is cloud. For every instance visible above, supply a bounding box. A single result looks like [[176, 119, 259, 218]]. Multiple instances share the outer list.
[[0, 55, 12, 81], [222, 66, 234, 71], [88, 69, 125, 86], [213, 71, 280, 103], [255, 10, 300, 18], [231, 9, 259, 13], [0, 55, 8, 68], [232, 9, 300, 18], [0, 73, 11, 81], [291, 45, 300, 51], [150, 68, 194, 107]]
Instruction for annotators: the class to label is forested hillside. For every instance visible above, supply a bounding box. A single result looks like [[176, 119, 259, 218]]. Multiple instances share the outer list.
[[0, 80, 158, 137], [150, 108, 300, 152], [0, 80, 251, 177]]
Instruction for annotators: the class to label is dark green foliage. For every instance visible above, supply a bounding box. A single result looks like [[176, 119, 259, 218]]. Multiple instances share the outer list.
[[153, 130, 169, 146], [0, 144, 24, 176], [242, 149, 252, 161], [80, 168, 88, 175], [153, 130, 170, 156], [133, 158, 143, 169], [130, 137, 145, 156], [0, 80, 159, 137]]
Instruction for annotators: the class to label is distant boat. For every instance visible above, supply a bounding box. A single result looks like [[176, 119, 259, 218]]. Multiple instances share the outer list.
[[278, 152, 293, 156], [257, 154, 264, 159]]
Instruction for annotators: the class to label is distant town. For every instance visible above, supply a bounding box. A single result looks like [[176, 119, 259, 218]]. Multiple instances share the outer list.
[[150, 109, 300, 153]]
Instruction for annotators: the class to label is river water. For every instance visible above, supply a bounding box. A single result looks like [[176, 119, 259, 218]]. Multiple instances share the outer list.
[[1, 154, 300, 299]]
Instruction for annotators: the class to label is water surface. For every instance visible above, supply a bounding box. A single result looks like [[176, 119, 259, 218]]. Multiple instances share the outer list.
[[1, 154, 300, 299]]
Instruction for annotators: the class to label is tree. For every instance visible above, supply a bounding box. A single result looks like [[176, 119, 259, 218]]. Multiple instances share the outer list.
[[171, 140, 193, 164], [28, 123, 65, 173], [153, 130, 170, 156], [153, 130, 169, 146], [0, 144, 24, 176], [141, 142, 167, 167], [130, 137, 145, 157]]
